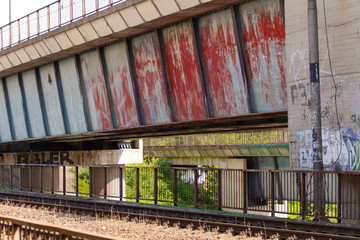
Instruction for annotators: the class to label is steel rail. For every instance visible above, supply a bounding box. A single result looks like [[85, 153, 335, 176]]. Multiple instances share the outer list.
[[0, 214, 120, 240], [0, 191, 359, 240]]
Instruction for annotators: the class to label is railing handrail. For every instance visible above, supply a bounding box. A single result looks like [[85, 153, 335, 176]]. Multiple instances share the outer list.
[[0, 162, 359, 175], [143, 128, 290, 148], [0, 0, 124, 51], [0, 163, 355, 222], [0, 214, 120, 240], [0, 1, 58, 29]]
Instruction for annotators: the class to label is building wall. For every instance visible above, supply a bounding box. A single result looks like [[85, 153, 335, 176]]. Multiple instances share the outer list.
[[287, 0, 360, 171]]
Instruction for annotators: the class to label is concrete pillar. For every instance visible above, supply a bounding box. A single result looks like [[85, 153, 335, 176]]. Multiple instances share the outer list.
[[219, 159, 247, 213], [20, 166, 62, 193], [0, 166, 21, 189], [90, 166, 126, 200]]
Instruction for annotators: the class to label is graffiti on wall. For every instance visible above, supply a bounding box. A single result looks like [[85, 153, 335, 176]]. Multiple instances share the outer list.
[[0, 152, 74, 165], [297, 128, 360, 171]]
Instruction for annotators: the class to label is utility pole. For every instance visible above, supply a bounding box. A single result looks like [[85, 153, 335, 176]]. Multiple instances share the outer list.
[[308, 0, 325, 220]]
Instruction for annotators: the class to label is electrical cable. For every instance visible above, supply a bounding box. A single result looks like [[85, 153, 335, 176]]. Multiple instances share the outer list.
[[322, 0, 343, 170]]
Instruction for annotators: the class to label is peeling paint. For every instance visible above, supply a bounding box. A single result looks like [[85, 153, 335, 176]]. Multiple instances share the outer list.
[[241, 0, 287, 112], [163, 21, 207, 121], [104, 42, 139, 128], [132, 32, 171, 125], [199, 9, 249, 118], [80, 50, 112, 131]]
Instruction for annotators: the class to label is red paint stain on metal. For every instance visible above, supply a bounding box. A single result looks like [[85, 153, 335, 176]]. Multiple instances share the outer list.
[[199, 9, 249, 118], [241, 0, 287, 112], [163, 21, 207, 121], [109, 66, 139, 127], [91, 73, 113, 130], [132, 32, 171, 125]]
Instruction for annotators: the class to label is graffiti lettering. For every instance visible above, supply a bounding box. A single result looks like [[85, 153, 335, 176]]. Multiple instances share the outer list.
[[351, 113, 360, 123], [15, 151, 74, 165], [296, 130, 313, 168], [298, 128, 360, 171]]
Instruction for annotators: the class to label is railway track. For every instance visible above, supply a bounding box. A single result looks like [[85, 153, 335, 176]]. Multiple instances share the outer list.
[[0, 191, 359, 240]]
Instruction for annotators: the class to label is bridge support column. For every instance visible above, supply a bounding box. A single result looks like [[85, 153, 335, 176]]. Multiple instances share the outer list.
[[20, 166, 63, 193], [219, 158, 247, 213], [90, 167, 126, 199]]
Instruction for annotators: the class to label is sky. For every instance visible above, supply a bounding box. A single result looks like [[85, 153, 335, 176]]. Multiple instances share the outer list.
[[0, 0, 55, 27]]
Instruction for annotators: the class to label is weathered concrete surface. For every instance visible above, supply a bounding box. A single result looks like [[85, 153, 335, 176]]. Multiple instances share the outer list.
[[0, 149, 143, 165], [286, 0, 360, 171]]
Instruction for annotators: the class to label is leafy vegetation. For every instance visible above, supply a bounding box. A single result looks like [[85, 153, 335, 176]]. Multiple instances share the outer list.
[[126, 156, 219, 209], [69, 167, 90, 197], [287, 201, 338, 223]]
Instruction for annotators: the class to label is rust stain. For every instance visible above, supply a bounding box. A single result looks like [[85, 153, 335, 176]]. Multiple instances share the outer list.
[[241, 0, 287, 112], [199, 9, 249, 118], [163, 21, 207, 121], [132, 32, 171, 125]]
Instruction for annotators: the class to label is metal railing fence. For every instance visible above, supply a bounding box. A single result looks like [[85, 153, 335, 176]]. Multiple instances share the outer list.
[[0, 163, 359, 223], [0, 214, 117, 239], [143, 129, 289, 148], [0, 0, 126, 51]]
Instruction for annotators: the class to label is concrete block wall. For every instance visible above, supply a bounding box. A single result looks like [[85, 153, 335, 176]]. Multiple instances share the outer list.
[[286, 0, 360, 171]]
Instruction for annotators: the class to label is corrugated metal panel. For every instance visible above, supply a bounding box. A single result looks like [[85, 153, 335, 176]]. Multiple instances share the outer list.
[[22, 70, 46, 138], [6, 75, 28, 140], [103, 42, 139, 128], [132, 32, 171, 125], [0, 79, 12, 142], [80, 50, 113, 131], [199, 9, 249, 118], [240, 0, 287, 112], [39, 64, 66, 136], [58, 57, 87, 134], [162, 21, 207, 121]]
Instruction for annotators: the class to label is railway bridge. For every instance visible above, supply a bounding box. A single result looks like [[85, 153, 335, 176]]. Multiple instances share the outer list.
[[1, 0, 360, 227]]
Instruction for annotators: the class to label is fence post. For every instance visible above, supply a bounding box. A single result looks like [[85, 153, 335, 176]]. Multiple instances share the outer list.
[[70, 0, 73, 22], [271, 171, 275, 217], [51, 166, 54, 194], [12, 224, 21, 240], [89, 167, 92, 197], [40, 166, 43, 193], [75, 166, 79, 196], [173, 168, 177, 206], [217, 169, 222, 211], [47, 6, 50, 31], [337, 173, 342, 223], [104, 167, 107, 199], [9, 23, 12, 46], [301, 172, 306, 220], [18, 19, 20, 43], [243, 170, 247, 214], [30, 166, 32, 192], [26, 15, 30, 40], [194, 169, 199, 208], [63, 166, 66, 195], [154, 168, 158, 204], [82, 0, 86, 16], [136, 168, 140, 202], [119, 167, 123, 201], [37, 10, 40, 35], [10, 165, 13, 189]]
